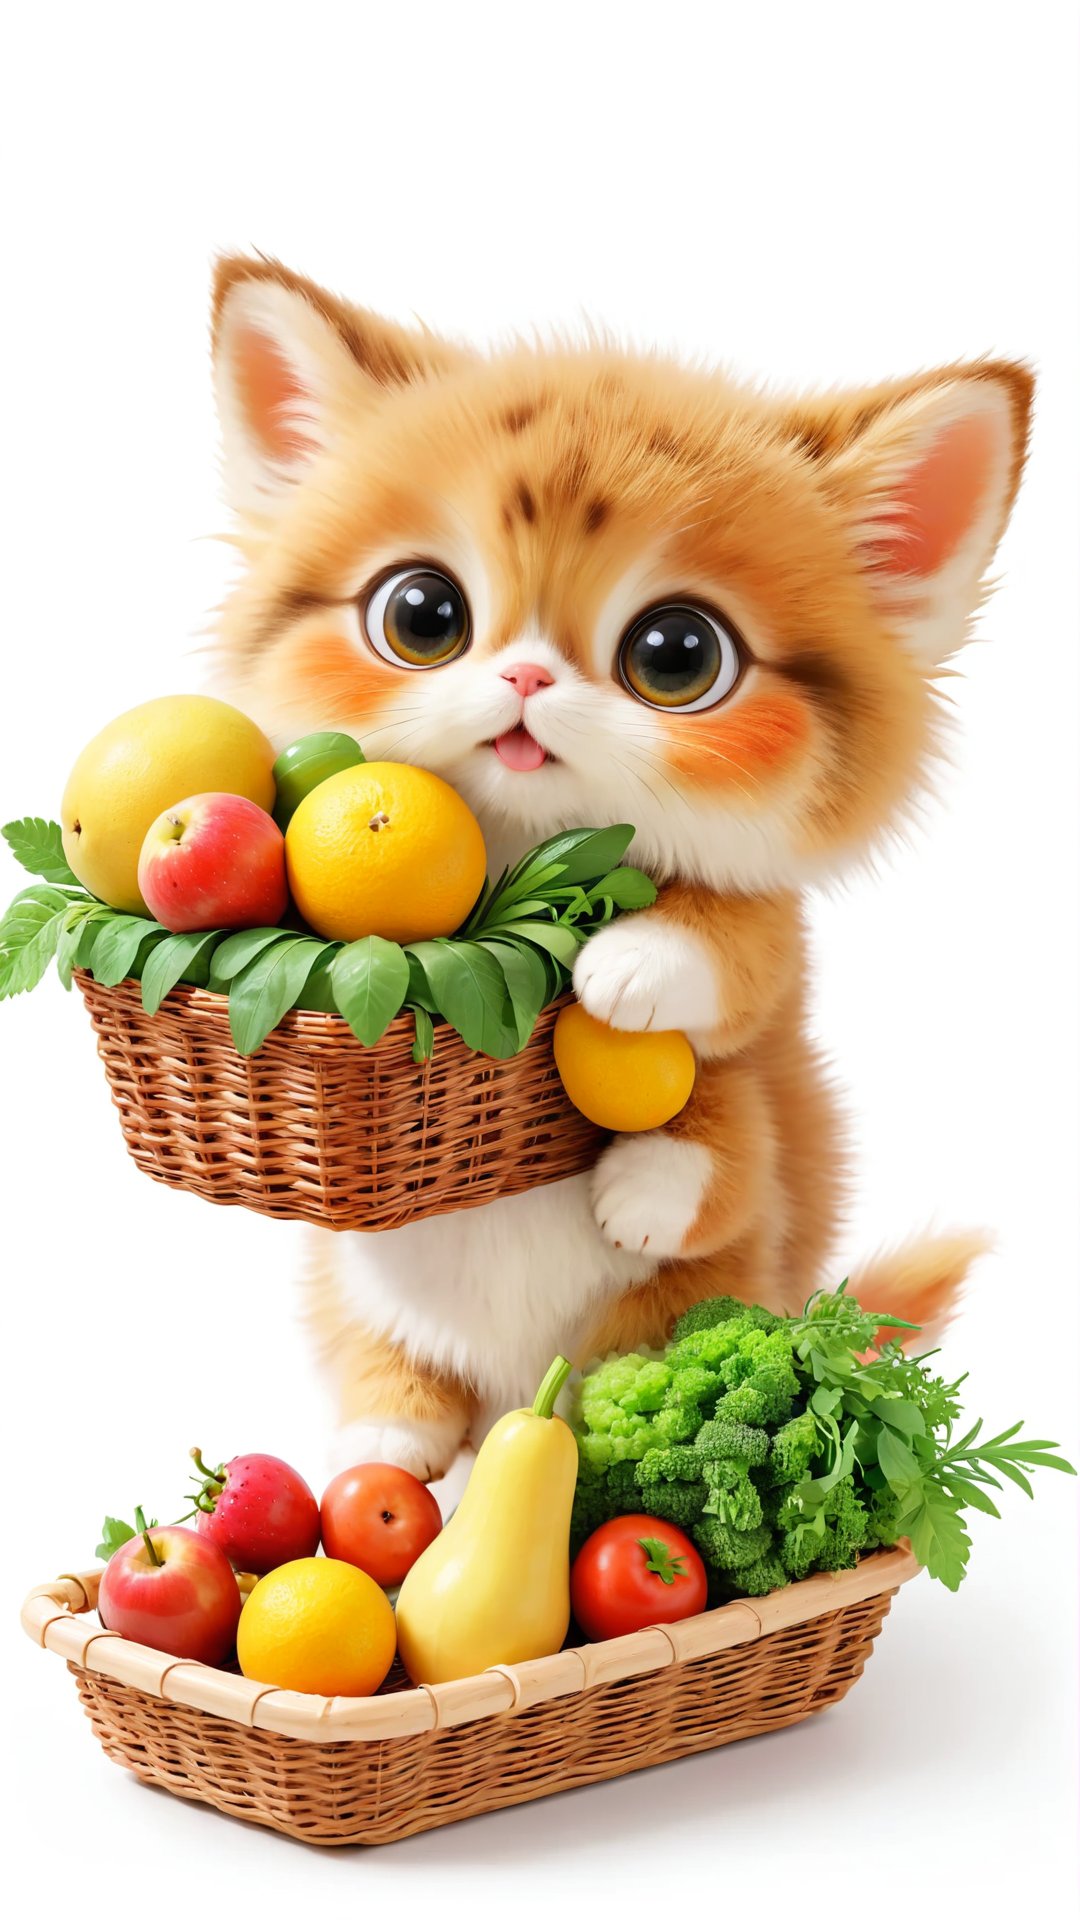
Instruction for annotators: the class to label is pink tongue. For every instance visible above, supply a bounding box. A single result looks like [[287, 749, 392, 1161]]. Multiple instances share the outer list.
[[494, 726, 547, 771]]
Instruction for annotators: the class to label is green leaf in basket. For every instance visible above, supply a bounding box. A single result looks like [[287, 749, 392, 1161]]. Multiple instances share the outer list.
[[405, 950, 438, 1014], [0, 885, 78, 999], [411, 1005, 435, 1065], [208, 925, 296, 987], [84, 913, 164, 988], [1, 816, 81, 887], [140, 930, 222, 1016], [294, 946, 341, 1012], [55, 903, 111, 990], [227, 936, 325, 1056], [331, 936, 410, 1046], [500, 919, 582, 968], [586, 866, 657, 911], [478, 938, 549, 1048], [407, 939, 519, 1059], [518, 824, 636, 888]]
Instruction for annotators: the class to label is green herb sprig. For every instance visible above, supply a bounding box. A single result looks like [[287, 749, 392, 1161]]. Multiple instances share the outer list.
[[1, 817, 656, 1060]]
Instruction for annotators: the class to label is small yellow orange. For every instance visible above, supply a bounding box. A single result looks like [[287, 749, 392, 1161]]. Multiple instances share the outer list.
[[285, 762, 487, 944], [236, 1557, 396, 1697], [553, 1002, 696, 1132]]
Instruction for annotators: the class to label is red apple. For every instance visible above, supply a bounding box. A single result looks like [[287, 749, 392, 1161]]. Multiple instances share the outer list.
[[320, 1463, 442, 1588], [137, 792, 287, 933], [98, 1524, 242, 1665]]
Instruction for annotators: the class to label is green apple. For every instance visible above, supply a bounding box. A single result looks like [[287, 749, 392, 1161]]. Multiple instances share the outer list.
[[271, 731, 365, 832]]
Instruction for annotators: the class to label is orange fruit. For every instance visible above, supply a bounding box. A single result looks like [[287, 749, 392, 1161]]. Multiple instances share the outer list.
[[285, 762, 486, 944], [553, 1002, 696, 1131], [236, 1557, 396, 1697]]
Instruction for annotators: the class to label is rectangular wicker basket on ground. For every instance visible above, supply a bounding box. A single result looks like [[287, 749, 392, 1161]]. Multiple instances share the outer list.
[[75, 972, 603, 1232], [23, 1548, 919, 1847]]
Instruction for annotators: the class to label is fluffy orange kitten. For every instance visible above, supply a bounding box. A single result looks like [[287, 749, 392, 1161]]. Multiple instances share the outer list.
[[210, 254, 1031, 1478]]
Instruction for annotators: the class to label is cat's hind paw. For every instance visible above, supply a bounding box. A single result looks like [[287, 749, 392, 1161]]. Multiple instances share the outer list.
[[327, 1412, 465, 1483], [591, 1133, 713, 1258]]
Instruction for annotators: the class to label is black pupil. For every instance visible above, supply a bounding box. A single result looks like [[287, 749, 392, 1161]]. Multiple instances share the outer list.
[[386, 572, 466, 661], [623, 609, 721, 705]]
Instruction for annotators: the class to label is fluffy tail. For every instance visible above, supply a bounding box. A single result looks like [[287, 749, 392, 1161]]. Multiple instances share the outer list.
[[846, 1230, 993, 1346]]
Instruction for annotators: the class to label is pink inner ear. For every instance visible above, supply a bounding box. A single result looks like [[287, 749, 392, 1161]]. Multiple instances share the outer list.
[[232, 322, 316, 461], [872, 410, 1001, 580]]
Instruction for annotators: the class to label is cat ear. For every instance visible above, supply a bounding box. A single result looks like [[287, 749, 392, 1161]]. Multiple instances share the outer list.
[[211, 254, 467, 519], [788, 362, 1033, 665]]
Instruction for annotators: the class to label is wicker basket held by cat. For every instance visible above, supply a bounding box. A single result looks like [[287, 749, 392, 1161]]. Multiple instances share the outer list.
[[75, 972, 603, 1232]]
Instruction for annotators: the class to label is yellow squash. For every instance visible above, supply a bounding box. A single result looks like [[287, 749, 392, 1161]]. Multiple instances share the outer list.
[[395, 1357, 578, 1685]]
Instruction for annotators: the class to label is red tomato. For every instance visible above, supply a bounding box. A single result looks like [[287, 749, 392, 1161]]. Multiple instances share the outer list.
[[571, 1515, 708, 1640], [98, 1526, 242, 1666], [320, 1464, 442, 1588]]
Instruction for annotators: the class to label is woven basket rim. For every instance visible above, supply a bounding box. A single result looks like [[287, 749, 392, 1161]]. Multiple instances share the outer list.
[[22, 1547, 919, 1744], [73, 967, 577, 1052]]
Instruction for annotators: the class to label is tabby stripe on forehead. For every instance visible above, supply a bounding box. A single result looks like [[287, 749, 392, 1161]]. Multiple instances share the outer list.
[[249, 587, 349, 654]]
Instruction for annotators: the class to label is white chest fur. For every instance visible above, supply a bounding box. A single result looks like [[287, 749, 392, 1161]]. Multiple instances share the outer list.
[[331, 1174, 656, 1432]]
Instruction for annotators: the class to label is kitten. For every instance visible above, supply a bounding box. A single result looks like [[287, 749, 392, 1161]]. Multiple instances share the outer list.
[[210, 254, 1031, 1478]]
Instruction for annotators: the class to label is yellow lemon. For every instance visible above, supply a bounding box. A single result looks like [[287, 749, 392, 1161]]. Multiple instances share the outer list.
[[236, 1557, 396, 1698], [285, 762, 487, 944], [553, 1002, 696, 1132], [61, 694, 276, 913]]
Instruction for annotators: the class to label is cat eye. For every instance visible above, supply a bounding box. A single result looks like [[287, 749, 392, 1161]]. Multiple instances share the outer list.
[[618, 603, 741, 711], [364, 567, 471, 669]]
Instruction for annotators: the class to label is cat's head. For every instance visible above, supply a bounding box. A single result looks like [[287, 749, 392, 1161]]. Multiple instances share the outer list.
[[211, 255, 1032, 889]]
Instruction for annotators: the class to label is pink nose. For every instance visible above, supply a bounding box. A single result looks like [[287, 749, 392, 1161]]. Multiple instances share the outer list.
[[501, 662, 555, 699]]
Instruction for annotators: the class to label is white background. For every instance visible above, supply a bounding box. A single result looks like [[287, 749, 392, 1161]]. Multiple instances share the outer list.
[[2, 2, 1077, 1910]]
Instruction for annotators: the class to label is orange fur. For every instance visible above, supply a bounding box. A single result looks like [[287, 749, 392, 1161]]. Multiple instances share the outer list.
[[205, 256, 1031, 1455]]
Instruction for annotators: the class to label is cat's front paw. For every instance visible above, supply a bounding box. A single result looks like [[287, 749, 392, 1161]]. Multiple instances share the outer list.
[[573, 916, 719, 1034], [328, 1413, 464, 1483], [591, 1133, 713, 1258]]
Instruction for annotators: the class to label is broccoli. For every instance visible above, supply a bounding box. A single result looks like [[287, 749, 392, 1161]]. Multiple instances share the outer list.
[[579, 1352, 672, 1428], [778, 1520, 824, 1580], [701, 1458, 763, 1531], [864, 1484, 905, 1549], [814, 1481, 870, 1570], [693, 1516, 774, 1572], [769, 1409, 822, 1485], [652, 1402, 703, 1445], [669, 1316, 758, 1374], [570, 1474, 613, 1543], [731, 1552, 790, 1597], [606, 1458, 645, 1506], [639, 1480, 709, 1527], [673, 1296, 769, 1340], [634, 1445, 702, 1486], [713, 1383, 769, 1425], [694, 1417, 770, 1467], [663, 1365, 722, 1413]]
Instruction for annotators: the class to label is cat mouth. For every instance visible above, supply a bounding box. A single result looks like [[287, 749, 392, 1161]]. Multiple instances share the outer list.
[[491, 726, 555, 772]]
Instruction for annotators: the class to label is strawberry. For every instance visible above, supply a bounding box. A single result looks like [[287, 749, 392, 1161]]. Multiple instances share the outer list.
[[189, 1448, 320, 1575]]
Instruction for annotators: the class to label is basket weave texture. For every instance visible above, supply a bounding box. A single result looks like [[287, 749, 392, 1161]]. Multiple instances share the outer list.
[[24, 1550, 917, 1847], [75, 972, 603, 1231]]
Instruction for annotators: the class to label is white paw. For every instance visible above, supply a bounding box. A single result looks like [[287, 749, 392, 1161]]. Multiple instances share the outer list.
[[573, 916, 720, 1034], [328, 1413, 464, 1483], [591, 1134, 713, 1258]]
